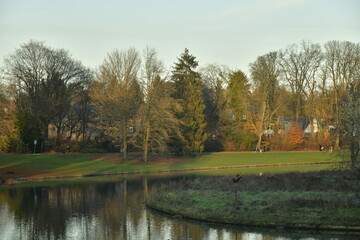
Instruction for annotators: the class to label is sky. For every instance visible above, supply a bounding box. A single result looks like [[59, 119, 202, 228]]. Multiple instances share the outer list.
[[0, 0, 359, 73]]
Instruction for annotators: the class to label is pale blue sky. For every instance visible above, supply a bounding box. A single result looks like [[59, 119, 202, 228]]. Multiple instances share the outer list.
[[0, 0, 359, 72]]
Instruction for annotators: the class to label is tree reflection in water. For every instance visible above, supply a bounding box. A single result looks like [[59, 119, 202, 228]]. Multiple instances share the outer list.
[[0, 176, 358, 240]]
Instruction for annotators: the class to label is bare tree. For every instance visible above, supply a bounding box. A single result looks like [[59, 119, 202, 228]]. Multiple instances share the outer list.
[[136, 47, 182, 162], [200, 64, 231, 149], [323, 41, 360, 148], [339, 84, 360, 169], [65, 88, 94, 141], [315, 68, 334, 142], [90, 48, 142, 160], [45, 49, 92, 145], [279, 41, 322, 123], [4, 40, 92, 148]]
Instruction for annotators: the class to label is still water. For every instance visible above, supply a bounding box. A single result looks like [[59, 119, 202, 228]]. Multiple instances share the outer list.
[[0, 175, 358, 240]]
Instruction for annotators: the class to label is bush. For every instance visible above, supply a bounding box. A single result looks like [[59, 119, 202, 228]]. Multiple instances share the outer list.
[[284, 126, 305, 150], [240, 134, 258, 151], [222, 133, 257, 151]]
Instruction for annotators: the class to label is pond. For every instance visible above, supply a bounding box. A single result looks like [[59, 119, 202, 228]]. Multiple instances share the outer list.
[[0, 175, 358, 240]]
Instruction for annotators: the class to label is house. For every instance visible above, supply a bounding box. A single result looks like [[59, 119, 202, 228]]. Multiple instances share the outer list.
[[304, 118, 319, 134]]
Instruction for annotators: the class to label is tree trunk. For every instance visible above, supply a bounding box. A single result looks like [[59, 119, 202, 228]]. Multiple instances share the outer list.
[[256, 101, 266, 151], [43, 124, 49, 140], [55, 126, 62, 147], [334, 90, 341, 150], [122, 134, 127, 161], [41, 124, 49, 152], [143, 126, 150, 162], [323, 123, 329, 141], [257, 133, 263, 151], [334, 134, 340, 150], [295, 92, 301, 123]]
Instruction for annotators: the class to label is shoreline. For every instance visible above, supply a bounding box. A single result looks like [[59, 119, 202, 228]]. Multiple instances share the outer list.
[[146, 203, 360, 232]]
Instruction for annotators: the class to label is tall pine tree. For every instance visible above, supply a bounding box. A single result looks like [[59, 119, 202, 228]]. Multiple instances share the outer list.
[[171, 49, 207, 155]]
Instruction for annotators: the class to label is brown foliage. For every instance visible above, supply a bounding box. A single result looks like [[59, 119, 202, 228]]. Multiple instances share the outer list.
[[284, 125, 305, 150]]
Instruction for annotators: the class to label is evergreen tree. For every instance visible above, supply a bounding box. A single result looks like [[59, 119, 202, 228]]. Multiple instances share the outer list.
[[228, 70, 250, 126], [227, 70, 251, 150], [171, 49, 207, 155]]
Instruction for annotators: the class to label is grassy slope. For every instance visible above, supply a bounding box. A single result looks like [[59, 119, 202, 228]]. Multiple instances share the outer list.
[[0, 151, 338, 181]]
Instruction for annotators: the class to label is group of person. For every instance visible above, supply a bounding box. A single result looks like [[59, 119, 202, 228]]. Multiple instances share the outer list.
[[255, 146, 270, 152]]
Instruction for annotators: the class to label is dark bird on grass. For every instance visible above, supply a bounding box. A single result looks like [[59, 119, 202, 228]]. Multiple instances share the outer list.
[[233, 174, 242, 183]]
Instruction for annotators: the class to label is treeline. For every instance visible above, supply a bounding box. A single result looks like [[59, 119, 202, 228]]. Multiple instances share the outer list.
[[0, 40, 359, 163]]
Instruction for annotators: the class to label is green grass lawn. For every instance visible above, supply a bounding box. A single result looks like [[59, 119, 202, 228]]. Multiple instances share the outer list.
[[0, 151, 340, 182], [180, 151, 337, 167]]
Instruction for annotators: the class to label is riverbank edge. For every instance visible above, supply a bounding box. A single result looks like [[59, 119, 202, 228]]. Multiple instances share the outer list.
[[3, 160, 339, 185], [145, 197, 360, 232]]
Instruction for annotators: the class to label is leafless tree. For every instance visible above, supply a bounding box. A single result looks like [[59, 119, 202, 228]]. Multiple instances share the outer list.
[[339, 84, 360, 169], [279, 41, 322, 123], [135, 47, 182, 162], [4, 40, 92, 146], [200, 64, 231, 145], [323, 41, 360, 148], [90, 48, 142, 160]]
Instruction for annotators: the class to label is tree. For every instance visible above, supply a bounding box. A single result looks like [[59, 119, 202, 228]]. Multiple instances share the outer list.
[[338, 83, 360, 169], [90, 48, 142, 160], [279, 41, 322, 123], [3, 40, 92, 149], [200, 64, 231, 151], [45, 49, 93, 145], [323, 40, 360, 148], [136, 47, 182, 162], [249, 51, 281, 150], [171, 48, 207, 155], [65, 88, 94, 141], [0, 84, 21, 153], [227, 70, 251, 150], [316, 68, 335, 143]]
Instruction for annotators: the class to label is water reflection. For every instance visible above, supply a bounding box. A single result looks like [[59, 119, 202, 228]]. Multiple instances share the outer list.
[[0, 176, 358, 240]]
